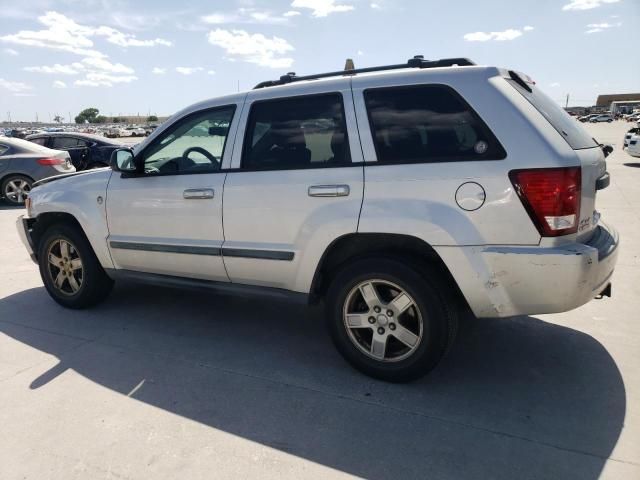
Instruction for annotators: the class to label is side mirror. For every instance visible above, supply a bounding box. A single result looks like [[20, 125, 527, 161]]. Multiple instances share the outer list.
[[110, 148, 137, 172]]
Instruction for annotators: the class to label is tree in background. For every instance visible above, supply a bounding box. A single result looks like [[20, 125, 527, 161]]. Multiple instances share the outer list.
[[74, 108, 100, 124], [53, 115, 63, 124], [147, 115, 158, 122], [112, 117, 122, 123], [94, 115, 107, 124]]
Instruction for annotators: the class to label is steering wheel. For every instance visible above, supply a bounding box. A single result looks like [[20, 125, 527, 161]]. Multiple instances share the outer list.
[[182, 147, 218, 166]]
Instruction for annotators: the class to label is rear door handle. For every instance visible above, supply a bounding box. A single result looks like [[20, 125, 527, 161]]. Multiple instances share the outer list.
[[308, 185, 350, 197], [183, 188, 214, 199]]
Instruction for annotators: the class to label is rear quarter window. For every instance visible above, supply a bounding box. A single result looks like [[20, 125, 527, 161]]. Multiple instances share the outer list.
[[506, 79, 597, 150], [364, 84, 506, 164]]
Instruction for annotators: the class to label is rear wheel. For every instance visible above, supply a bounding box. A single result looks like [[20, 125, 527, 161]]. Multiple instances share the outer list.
[[37, 224, 114, 308], [325, 258, 458, 382], [2, 175, 32, 206]]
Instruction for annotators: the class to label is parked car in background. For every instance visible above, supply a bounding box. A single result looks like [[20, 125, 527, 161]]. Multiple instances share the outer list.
[[627, 135, 640, 157], [16, 57, 618, 382], [0, 137, 74, 206], [590, 114, 614, 123], [623, 127, 640, 149], [105, 127, 133, 138], [124, 127, 146, 137], [25, 132, 123, 170], [578, 114, 599, 123]]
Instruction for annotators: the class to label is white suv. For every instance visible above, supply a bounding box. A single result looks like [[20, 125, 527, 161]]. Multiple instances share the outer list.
[[16, 57, 619, 382]]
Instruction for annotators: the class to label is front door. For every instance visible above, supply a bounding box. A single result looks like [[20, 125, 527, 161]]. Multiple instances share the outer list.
[[105, 104, 239, 282], [222, 81, 364, 293]]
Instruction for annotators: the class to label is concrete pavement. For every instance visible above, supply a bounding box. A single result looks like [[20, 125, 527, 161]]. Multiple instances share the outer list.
[[0, 122, 639, 479]]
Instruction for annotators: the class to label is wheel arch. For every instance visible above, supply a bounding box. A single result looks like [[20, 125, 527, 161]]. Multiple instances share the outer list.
[[309, 233, 467, 309], [30, 212, 85, 256]]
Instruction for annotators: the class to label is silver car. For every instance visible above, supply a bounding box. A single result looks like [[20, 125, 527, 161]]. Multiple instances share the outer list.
[[0, 137, 75, 206]]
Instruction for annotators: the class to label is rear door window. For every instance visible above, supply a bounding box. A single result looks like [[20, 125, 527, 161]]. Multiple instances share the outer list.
[[52, 137, 80, 149], [29, 137, 47, 146], [506, 78, 597, 150], [242, 93, 350, 170], [364, 84, 506, 163]]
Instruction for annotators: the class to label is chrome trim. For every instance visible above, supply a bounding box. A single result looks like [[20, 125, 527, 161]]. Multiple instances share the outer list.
[[109, 241, 294, 261], [183, 188, 215, 199], [308, 184, 350, 197]]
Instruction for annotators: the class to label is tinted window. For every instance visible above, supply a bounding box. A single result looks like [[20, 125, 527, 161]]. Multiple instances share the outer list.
[[365, 85, 505, 163], [507, 79, 597, 150], [52, 137, 80, 149], [0, 144, 8, 156], [76, 139, 91, 147], [29, 137, 47, 146], [142, 106, 235, 175], [242, 93, 350, 170]]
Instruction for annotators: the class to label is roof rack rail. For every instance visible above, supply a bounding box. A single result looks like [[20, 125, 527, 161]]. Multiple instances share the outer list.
[[253, 56, 475, 89]]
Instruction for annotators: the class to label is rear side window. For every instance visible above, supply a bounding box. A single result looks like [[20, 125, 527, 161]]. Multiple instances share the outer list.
[[506, 79, 597, 150], [242, 93, 350, 170], [0, 144, 8, 156], [29, 137, 47, 146], [364, 84, 505, 164], [52, 137, 80, 149]]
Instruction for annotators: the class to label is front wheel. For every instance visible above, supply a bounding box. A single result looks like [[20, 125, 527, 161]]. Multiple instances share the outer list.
[[38, 224, 114, 308], [325, 258, 458, 382]]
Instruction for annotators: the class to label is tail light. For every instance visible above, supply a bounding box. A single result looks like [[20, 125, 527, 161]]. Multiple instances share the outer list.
[[37, 157, 66, 166], [509, 167, 581, 237]]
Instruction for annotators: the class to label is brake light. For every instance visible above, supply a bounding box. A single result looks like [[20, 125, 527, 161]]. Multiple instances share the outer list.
[[37, 157, 66, 166], [509, 167, 581, 236]]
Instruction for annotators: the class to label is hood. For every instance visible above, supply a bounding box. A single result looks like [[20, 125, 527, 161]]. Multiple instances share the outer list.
[[33, 167, 110, 187]]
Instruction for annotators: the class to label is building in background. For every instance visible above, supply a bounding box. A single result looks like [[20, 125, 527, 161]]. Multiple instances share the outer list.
[[596, 93, 640, 114]]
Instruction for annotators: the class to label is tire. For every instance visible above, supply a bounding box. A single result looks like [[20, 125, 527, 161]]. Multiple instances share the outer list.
[[325, 257, 458, 383], [37, 223, 114, 309], [2, 174, 32, 206]]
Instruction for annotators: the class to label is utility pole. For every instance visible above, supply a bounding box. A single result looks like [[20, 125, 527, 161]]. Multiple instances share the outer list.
[[7, 111, 11, 123], [237, 80, 240, 92], [69, 112, 72, 125], [565, 93, 570, 108]]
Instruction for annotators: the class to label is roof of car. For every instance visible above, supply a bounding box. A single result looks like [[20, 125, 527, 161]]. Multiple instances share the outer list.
[[26, 131, 122, 145], [0, 136, 62, 154]]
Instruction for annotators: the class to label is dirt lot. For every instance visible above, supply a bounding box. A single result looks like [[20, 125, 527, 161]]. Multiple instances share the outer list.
[[0, 121, 638, 479]]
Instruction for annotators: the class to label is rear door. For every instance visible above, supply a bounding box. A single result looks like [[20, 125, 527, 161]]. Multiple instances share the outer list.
[[222, 80, 364, 292], [51, 136, 89, 170]]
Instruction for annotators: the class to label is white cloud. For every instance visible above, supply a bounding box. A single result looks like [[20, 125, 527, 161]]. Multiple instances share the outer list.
[[585, 21, 622, 33], [93, 26, 172, 47], [464, 28, 525, 42], [0, 11, 171, 57], [152, 67, 166, 74], [207, 70, 216, 75], [550, 82, 561, 87], [562, 0, 621, 10], [283, 10, 301, 16], [207, 29, 294, 68], [3, 48, 18, 55], [357, 49, 364, 55], [176, 66, 204, 75], [52, 80, 67, 88], [523, 25, 535, 31], [0, 78, 32, 92], [291, 0, 354, 17], [14, 93, 36, 97], [202, 8, 291, 25], [75, 73, 137, 87], [370, 2, 381, 9], [82, 57, 134, 74], [24, 63, 84, 74]]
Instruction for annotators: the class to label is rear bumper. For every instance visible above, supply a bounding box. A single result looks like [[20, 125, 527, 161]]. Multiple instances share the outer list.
[[435, 222, 620, 318], [16, 215, 38, 263]]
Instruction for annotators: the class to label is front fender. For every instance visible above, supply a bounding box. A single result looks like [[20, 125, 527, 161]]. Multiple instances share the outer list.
[[29, 170, 114, 269]]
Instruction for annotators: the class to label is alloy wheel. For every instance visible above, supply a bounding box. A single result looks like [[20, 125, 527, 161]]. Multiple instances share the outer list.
[[4, 179, 31, 204], [46, 238, 84, 296], [343, 279, 424, 362]]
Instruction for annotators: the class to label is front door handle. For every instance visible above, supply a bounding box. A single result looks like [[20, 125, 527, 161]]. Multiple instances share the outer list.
[[183, 188, 214, 199], [308, 185, 350, 197]]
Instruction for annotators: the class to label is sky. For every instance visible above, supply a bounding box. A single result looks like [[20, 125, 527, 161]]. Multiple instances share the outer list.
[[0, 0, 638, 122]]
